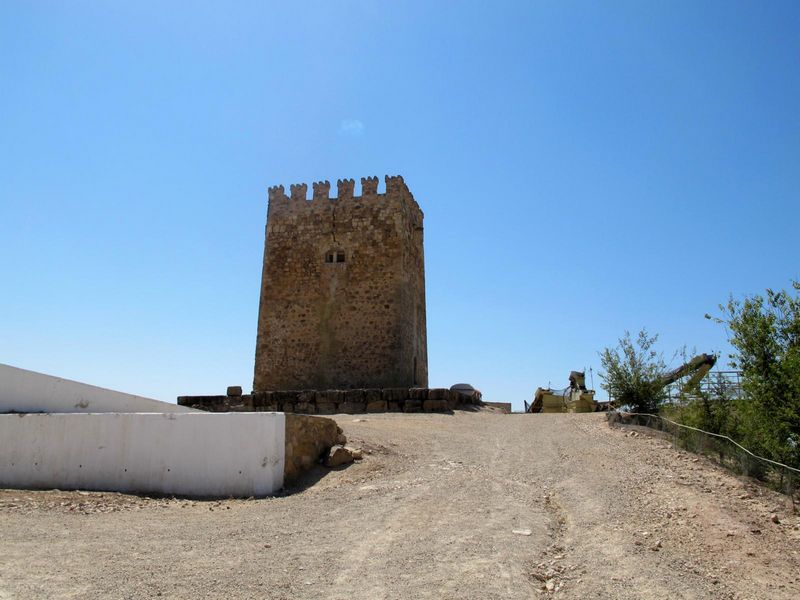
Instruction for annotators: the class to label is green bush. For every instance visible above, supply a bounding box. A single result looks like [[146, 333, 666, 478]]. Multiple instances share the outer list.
[[599, 329, 668, 413], [602, 282, 800, 473], [710, 281, 800, 469]]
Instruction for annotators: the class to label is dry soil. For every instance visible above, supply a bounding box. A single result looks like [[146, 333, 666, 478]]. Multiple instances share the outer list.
[[1, 412, 798, 599]]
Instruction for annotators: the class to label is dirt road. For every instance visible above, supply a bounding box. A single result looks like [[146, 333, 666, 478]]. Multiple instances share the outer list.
[[1, 412, 798, 599]]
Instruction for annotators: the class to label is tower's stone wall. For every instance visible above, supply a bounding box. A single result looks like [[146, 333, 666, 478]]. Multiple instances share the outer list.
[[253, 175, 427, 391]]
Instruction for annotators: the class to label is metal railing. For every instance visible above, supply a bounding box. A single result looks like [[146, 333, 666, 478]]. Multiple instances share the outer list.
[[664, 370, 744, 403]]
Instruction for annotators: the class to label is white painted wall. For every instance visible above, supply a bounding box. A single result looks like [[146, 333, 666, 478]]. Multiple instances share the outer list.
[[0, 363, 194, 414], [0, 412, 285, 497]]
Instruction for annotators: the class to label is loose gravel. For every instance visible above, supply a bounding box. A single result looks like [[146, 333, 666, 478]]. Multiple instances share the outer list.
[[1, 412, 798, 599]]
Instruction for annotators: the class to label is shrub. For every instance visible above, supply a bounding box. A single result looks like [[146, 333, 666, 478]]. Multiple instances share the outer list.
[[706, 281, 800, 469], [599, 329, 668, 413]]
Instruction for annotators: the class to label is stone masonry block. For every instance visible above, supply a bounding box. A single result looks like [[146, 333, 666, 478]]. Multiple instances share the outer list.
[[273, 390, 297, 405], [446, 389, 461, 410], [251, 392, 270, 410], [366, 400, 388, 413], [404, 399, 422, 412], [339, 402, 366, 414], [317, 390, 343, 405], [226, 395, 254, 411], [384, 388, 410, 402], [316, 401, 338, 415], [297, 390, 317, 404], [428, 388, 448, 400], [423, 399, 449, 413], [344, 389, 365, 403], [294, 402, 316, 414], [177, 395, 226, 411], [364, 389, 382, 404]]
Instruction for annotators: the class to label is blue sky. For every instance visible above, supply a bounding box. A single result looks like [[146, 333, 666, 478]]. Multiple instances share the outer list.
[[1, 1, 798, 410]]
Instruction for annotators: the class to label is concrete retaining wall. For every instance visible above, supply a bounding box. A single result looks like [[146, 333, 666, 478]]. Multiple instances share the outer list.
[[0, 412, 285, 497], [0, 364, 194, 414]]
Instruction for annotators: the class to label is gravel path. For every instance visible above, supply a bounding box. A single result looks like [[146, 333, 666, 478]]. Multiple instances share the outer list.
[[1, 412, 798, 599]]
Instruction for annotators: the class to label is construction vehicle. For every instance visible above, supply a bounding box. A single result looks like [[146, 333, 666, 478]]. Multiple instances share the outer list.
[[525, 353, 718, 414], [525, 371, 597, 413], [660, 353, 717, 396]]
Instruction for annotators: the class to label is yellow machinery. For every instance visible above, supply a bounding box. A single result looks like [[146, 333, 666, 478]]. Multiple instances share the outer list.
[[525, 354, 718, 414], [526, 371, 597, 413], [660, 353, 717, 395]]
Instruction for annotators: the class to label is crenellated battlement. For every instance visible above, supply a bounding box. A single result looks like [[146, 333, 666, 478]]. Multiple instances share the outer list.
[[385, 174, 409, 195], [267, 184, 287, 202], [312, 180, 331, 200], [337, 178, 355, 200], [268, 175, 414, 204], [290, 183, 308, 201], [361, 176, 379, 195]]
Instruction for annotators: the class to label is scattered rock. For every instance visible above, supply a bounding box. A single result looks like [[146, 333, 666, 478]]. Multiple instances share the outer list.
[[345, 446, 363, 460], [650, 540, 662, 551], [513, 528, 532, 536], [545, 579, 555, 592], [770, 514, 781, 524], [324, 445, 356, 467]]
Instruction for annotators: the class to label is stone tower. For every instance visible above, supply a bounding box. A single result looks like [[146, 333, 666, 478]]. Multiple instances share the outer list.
[[253, 175, 428, 391]]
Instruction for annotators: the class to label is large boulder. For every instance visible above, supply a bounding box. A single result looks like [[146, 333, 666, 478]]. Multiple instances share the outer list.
[[324, 445, 355, 467]]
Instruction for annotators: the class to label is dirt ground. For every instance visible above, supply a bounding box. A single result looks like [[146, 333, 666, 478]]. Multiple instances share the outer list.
[[1, 411, 798, 599]]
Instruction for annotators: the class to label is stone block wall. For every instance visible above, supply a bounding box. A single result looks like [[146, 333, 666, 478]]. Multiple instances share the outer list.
[[178, 387, 481, 415], [283, 414, 344, 484]]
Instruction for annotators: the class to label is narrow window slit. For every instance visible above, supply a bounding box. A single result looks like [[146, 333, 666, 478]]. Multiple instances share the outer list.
[[325, 250, 345, 264]]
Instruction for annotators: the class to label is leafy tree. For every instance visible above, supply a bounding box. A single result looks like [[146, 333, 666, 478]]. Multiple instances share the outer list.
[[599, 329, 668, 413], [708, 281, 800, 468]]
